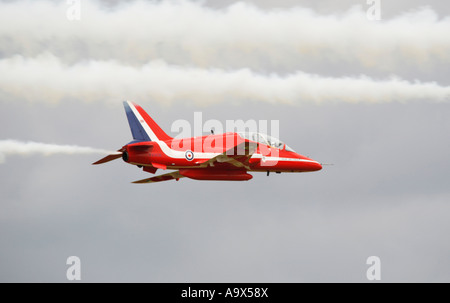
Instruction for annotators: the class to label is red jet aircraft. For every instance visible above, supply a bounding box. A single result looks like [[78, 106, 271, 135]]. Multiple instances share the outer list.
[[93, 101, 322, 183]]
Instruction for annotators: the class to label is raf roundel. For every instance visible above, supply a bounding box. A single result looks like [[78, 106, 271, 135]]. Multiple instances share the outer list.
[[185, 150, 194, 161]]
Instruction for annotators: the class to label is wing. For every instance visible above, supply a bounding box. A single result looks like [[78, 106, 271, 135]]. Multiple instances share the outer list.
[[199, 141, 258, 169], [132, 171, 184, 184]]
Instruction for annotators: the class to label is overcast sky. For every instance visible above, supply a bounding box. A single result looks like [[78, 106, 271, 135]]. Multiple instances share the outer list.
[[0, 0, 449, 282]]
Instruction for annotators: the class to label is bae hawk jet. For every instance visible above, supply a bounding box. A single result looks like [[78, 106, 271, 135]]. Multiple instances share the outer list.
[[93, 101, 322, 183]]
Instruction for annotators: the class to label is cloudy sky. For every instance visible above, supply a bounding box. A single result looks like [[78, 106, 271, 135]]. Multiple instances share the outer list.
[[1, 0, 449, 282]]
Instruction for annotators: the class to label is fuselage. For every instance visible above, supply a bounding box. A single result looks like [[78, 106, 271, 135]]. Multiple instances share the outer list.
[[122, 132, 322, 173]]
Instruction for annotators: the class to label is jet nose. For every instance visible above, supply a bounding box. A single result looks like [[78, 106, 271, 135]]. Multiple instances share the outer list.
[[311, 161, 322, 171], [298, 154, 323, 172]]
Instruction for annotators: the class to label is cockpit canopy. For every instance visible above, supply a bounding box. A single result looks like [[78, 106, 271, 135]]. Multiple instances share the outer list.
[[237, 132, 296, 152]]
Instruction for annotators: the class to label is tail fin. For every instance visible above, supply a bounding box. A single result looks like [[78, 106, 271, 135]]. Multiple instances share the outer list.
[[123, 101, 172, 142]]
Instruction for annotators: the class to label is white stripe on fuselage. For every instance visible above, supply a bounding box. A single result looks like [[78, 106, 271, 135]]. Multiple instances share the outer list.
[[251, 154, 320, 164], [153, 140, 318, 164]]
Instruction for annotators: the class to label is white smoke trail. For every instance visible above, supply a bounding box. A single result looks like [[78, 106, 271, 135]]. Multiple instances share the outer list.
[[1, 53, 449, 105], [0, 140, 113, 164], [0, 1, 449, 72]]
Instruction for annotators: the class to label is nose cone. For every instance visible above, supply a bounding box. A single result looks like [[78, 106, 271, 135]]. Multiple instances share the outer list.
[[311, 161, 322, 171], [301, 155, 322, 172]]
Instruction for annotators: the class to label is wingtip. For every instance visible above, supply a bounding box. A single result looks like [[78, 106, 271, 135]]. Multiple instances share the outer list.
[[131, 180, 147, 184], [131, 178, 153, 184]]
